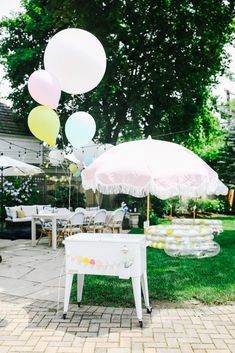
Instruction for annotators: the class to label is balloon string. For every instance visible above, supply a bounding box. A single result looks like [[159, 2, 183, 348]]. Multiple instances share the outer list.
[[72, 94, 76, 113]]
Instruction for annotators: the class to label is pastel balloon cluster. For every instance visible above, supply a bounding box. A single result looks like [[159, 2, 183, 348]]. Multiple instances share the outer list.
[[28, 105, 60, 146], [28, 69, 61, 109], [27, 68, 61, 146], [48, 149, 65, 166], [44, 28, 106, 95], [65, 112, 96, 150], [73, 141, 113, 166], [27, 28, 107, 150], [69, 163, 81, 179]]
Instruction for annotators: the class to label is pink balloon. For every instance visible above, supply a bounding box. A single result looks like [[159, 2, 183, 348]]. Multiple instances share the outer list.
[[28, 70, 61, 109]]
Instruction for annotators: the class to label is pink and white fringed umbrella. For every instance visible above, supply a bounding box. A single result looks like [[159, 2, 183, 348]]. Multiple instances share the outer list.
[[81, 137, 228, 222]]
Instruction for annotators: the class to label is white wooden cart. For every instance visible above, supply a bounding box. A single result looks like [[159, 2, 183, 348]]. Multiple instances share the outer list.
[[63, 233, 152, 327]]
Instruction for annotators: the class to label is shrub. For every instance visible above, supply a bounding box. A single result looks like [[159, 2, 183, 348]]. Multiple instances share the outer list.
[[138, 205, 159, 227], [150, 196, 170, 217], [196, 198, 227, 214], [0, 176, 40, 219], [108, 194, 228, 226], [1, 176, 39, 206], [169, 196, 228, 216]]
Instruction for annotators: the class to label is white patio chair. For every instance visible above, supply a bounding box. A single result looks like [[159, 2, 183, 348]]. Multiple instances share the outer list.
[[75, 207, 85, 213], [56, 208, 71, 215], [62, 211, 85, 237], [85, 209, 107, 233], [106, 208, 125, 233]]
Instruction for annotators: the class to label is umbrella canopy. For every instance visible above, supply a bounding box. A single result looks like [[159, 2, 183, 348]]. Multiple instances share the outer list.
[[0, 155, 43, 234], [82, 137, 228, 199], [0, 155, 42, 176]]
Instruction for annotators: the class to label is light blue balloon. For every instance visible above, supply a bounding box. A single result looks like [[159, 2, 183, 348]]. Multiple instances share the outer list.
[[73, 170, 81, 178], [84, 155, 94, 166], [65, 111, 96, 149]]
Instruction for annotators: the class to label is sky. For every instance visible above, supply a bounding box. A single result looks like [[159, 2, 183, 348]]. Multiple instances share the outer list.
[[0, 0, 235, 105]]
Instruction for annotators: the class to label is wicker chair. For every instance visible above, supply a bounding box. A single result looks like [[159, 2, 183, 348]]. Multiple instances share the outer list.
[[106, 208, 125, 233], [37, 218, 66, 246], [84, 209, 107, 233], [62, 211, 85, 237], [37, 219, 52, 246]]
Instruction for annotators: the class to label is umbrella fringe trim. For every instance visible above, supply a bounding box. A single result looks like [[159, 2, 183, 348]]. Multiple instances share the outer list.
[[82, 179, 228, 199]]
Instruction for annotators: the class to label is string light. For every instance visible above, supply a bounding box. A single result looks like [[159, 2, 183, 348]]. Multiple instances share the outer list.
[[1, 126, 194, 174], [0, 136, 42, 158]]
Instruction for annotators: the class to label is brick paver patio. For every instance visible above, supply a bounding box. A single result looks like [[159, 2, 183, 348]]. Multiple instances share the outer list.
[[0, 239, 234, 353], [0, 292, 234, 353]]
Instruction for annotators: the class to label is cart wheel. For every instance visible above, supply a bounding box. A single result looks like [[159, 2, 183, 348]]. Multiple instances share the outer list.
[[63, 313, 67, 320], [147, 307, 152, 314], [77, 302, 81, 307], [139, 320, 143, 328]]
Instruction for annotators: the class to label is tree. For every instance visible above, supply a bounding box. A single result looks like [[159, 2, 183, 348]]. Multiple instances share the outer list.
[[1, 0, 234, 147], [216, 107, 235, 188]]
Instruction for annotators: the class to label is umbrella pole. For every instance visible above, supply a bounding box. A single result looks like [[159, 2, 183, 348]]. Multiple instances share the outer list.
[[147, 192, 150, 222], [144, 193, 151, 233], [193, 205, 196, 225], [68, 173, 72, 211], [169, 204, 173, 221]]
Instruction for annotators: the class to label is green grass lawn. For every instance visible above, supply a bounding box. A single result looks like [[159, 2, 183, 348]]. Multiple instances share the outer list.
[[71, 216, 235, 306]]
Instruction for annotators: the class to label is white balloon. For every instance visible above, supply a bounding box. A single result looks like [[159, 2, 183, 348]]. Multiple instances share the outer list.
[[73, 148, 84, 162], [49, 149, 64, 166], [74, 142, 113, 162], [73, 141, 98, 162], [44, 28, 107, 94]]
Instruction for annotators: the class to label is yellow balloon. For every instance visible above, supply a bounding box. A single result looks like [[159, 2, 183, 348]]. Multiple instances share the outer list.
[[28, 105, 60, 146], [69, 163, 78, 174]]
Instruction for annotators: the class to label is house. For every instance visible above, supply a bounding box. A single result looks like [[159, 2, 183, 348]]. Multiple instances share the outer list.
[[0, 102, 43, 165]]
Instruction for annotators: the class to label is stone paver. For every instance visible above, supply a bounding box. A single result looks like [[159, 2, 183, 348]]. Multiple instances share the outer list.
[[0, 239, 234, 353], [0, 239, 65, 302]]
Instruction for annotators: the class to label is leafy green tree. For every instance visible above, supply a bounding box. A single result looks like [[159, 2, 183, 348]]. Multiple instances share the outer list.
[[1, 0, 234, 147], [216, 119, 235, 188]]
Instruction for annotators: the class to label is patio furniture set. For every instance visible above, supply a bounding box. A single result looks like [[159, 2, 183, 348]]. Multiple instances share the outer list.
[[31, 207, 125, 250]]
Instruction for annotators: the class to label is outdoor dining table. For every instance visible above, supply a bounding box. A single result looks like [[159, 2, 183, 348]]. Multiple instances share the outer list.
[[31, 212, 72, 250], [31, 210, 113, 250]]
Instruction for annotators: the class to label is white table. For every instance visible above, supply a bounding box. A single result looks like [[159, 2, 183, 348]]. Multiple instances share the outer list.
[[63, 233, 152, 327], [31, 213, 72, 250]]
